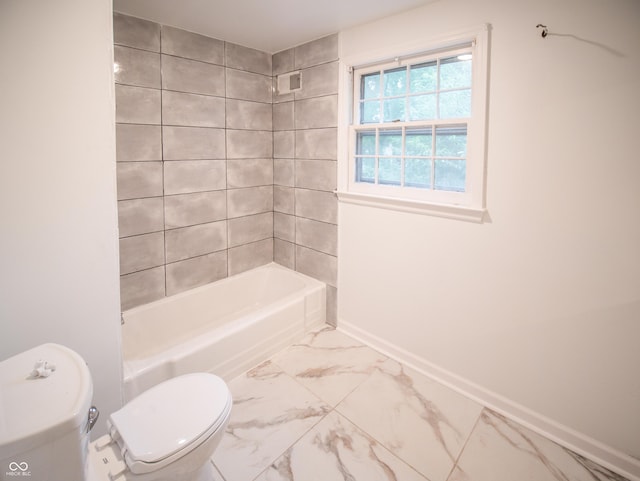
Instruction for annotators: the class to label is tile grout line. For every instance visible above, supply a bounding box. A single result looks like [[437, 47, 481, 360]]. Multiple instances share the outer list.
[[444, 407, 486, 481]]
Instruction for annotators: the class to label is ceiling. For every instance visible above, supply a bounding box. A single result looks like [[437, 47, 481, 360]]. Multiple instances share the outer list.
[[112, 0, 435, 54]]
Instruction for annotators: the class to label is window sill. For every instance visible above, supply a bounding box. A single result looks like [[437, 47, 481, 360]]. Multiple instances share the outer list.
[[336, 191, 486, 223]]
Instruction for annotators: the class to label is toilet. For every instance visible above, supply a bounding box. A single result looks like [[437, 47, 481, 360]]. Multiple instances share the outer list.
[[0, 343, 232, 481]]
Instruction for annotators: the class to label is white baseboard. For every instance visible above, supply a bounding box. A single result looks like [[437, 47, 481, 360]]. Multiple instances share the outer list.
[[337, 320, 640, 481]]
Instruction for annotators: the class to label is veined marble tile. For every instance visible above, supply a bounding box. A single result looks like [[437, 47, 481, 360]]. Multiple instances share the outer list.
[[255, 411, 429, 481], [449, 410, 630, 481], [212, 361, 331, 481], [271, 327, 388, 407], [336, 359, 483, 481]]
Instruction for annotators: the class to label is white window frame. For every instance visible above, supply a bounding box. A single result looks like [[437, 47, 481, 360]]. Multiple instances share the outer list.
[[337, 25, 490, 223]]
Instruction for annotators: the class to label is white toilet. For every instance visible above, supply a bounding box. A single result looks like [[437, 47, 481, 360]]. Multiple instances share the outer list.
[[0, 343, 232, 481]]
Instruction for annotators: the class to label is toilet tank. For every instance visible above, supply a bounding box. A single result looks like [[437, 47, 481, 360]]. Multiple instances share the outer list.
[[0, 344, 93, 481]]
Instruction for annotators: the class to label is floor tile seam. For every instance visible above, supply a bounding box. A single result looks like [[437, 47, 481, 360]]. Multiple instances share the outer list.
[[269, 344, 386, 410], [333, 404, 434, 481], [218, 351, 330, 481], [252, 340, 390, 479], [209, 459, 228, 481], [443, 407, 486, 481], [248, 404, 337, 481], [335, 326, 487, 410], [242, 329, 467, 480], [252, 361, 335, 480], [333, 409, 435, 481], [335, 330, 617, 480]]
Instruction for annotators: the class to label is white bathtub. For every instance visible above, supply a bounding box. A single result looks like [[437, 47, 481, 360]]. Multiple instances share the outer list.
[[121, 263, 326, 401]]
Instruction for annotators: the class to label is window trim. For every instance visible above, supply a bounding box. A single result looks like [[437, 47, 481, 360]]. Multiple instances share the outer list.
[[337, 24, 490, 223]]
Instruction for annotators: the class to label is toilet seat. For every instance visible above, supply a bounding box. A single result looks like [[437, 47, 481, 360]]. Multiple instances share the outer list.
[[108, 373, 232, 475]]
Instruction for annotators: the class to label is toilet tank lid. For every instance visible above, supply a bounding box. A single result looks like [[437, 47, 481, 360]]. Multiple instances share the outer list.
[[109, 373, 231, 465], [0, 344, 93, 459]]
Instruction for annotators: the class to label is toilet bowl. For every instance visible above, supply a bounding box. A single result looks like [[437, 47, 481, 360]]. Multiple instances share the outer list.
[[0, 344, 232, 481]]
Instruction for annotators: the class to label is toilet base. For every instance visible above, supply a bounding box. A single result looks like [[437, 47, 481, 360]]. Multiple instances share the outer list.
[[86, 436, 215, 481]]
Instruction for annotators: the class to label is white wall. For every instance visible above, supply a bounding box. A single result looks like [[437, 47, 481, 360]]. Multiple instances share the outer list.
[[338, 0, 640, 472], [0, 0, 122, 434]]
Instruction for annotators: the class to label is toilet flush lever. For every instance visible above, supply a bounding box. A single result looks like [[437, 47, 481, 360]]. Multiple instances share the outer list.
[[87, 406, 100, 433]]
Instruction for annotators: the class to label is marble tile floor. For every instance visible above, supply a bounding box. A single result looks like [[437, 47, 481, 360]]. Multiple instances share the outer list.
[[207, 325, 629, 481]]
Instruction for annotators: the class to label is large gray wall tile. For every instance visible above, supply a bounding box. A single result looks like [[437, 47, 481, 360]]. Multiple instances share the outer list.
[[296, 61, 339, 99], [227, 158, 273, 188], [117, 161, 163, 200], [226, 99, 272, 131], [274, 239, 295, 269], [226, 130, 272, 159], [162, 55, 225, 96], [295, 159, 337, 192], [295, 189, 337, 224], [228, 212, 273, 247], [166, 251, 228, 296], [296, 245, 337, 287], [162, 91, 225, 128], [164, 160, 226, 195], [294, 34, 338, 70], [165, 221, 227, 263], [273, 131, 294, 158], [226, 69, 272, 103], [115, 85, 161, 124], [119, 232, 165, 275], [163, 126, 225, 160], [114, 46, 160, 88], [118, 197, 164, 237], [113, 13, 160, 52], [274, 89, 295, 104], [226, 42, 272, 76], [296, 217, 337, 256], [114, 13, 341, 310], [227, 186, 273, 218], [295, 96, 338, 129], [228, 238, 273, 276], [164, 191, 227, 229], [273, 101, 294, 131], [274, 212, 295, 242], [274, 186, 294, 214], [161, 26, 224, 65], [295, 128, 337, 160], [120, 266, 165, 311], [116, 124, 161, 161], [273, 48, 294, 76], [274, 159, 294, 186]]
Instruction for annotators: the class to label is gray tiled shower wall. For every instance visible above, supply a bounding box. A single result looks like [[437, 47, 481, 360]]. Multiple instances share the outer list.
[[114, 13, 338, 322]]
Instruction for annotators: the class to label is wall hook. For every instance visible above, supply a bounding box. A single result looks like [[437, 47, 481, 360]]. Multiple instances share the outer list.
[[536, 24, 549, 38]]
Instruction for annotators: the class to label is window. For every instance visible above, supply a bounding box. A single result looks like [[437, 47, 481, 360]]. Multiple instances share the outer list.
[[340, 26, 490, 222]]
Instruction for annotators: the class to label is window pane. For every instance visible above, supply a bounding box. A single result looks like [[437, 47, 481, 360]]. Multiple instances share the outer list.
[[405, 158, 431, 188], [356, 131, 376, 156], [435, 159, 466, 192], [440, 56, 472, 90], [379, 157, 401, 185], [356, 157, 376, 183], [410, 61, 437, 93], [379, 130, 402, 156], [383, 67, 406, 97], [409, 94, 436, 121], [405, 128, 432, 156], [362, 72, 381, 99], [361, 100, 381, 123], [383, 98, 405, 122], [435, 126, 467, 157], [439, 89, 471, 118]]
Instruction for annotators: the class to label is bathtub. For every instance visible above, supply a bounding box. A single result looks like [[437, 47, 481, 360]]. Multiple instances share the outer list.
[[121, 263, 326, 401]]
